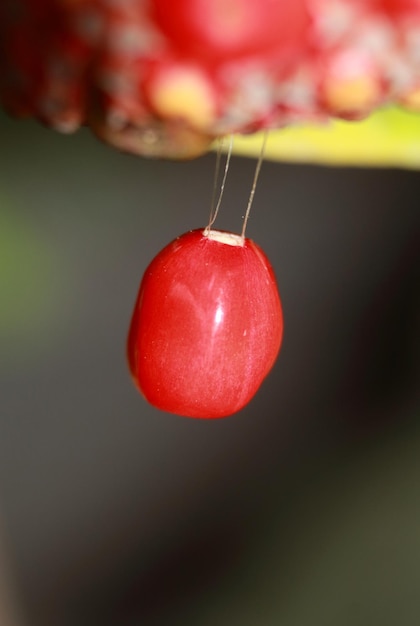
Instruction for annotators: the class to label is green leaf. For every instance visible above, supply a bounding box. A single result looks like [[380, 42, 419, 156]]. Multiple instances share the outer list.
[[232, 106, 420, 168]]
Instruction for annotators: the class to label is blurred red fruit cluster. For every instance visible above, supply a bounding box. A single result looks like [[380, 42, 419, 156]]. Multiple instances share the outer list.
[[1, 0, 420, 157]]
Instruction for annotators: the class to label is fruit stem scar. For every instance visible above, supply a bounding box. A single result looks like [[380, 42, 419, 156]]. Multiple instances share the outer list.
[[204, 229, 244, 246]]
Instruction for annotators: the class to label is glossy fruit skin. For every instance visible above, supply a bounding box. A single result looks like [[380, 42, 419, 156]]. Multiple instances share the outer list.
[[127, 229, 283, 418]]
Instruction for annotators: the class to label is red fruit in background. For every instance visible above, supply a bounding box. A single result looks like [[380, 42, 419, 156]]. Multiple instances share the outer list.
[[150, 0, 309, 65], [2, 0, 420, 157], [127, 229, 283, 418]]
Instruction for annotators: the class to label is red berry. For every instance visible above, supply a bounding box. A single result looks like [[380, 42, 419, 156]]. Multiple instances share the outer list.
[[127, 229, 283, 418]]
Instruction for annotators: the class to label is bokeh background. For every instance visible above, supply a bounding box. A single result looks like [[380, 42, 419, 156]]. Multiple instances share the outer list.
[[0, 109, 419, 626]]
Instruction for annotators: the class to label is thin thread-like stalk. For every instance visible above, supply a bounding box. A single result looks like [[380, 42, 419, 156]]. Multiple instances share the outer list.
[[204, 135, 234, 234], [208, 137, 223, 224], [241, 130, 269, 241]]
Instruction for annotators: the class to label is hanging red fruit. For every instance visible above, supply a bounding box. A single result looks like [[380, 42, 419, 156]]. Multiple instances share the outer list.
[[127, 229, 283, 418]]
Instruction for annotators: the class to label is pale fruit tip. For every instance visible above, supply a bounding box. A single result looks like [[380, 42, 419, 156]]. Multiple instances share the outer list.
[[203, 229, 244, 246]]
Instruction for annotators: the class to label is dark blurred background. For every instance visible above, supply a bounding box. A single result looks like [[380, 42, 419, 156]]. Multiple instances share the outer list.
[[0, 109, 419, 626]]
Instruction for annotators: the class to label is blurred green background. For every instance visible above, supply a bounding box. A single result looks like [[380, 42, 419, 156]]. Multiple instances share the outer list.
[[0, 109, 419, 626]]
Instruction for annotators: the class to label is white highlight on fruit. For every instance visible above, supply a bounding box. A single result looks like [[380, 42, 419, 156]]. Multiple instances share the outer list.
[[214, 305, 224, 326], [204, 230, 244, 246]]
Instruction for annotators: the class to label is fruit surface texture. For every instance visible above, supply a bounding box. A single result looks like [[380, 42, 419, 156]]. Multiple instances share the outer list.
[[2, 0, 420, 157], [127, 229, 283, 418]]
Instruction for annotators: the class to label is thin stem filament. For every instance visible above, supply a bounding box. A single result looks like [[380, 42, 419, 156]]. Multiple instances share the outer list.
[[204, 135, 234, 234], [241, 130, 269, 241]]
